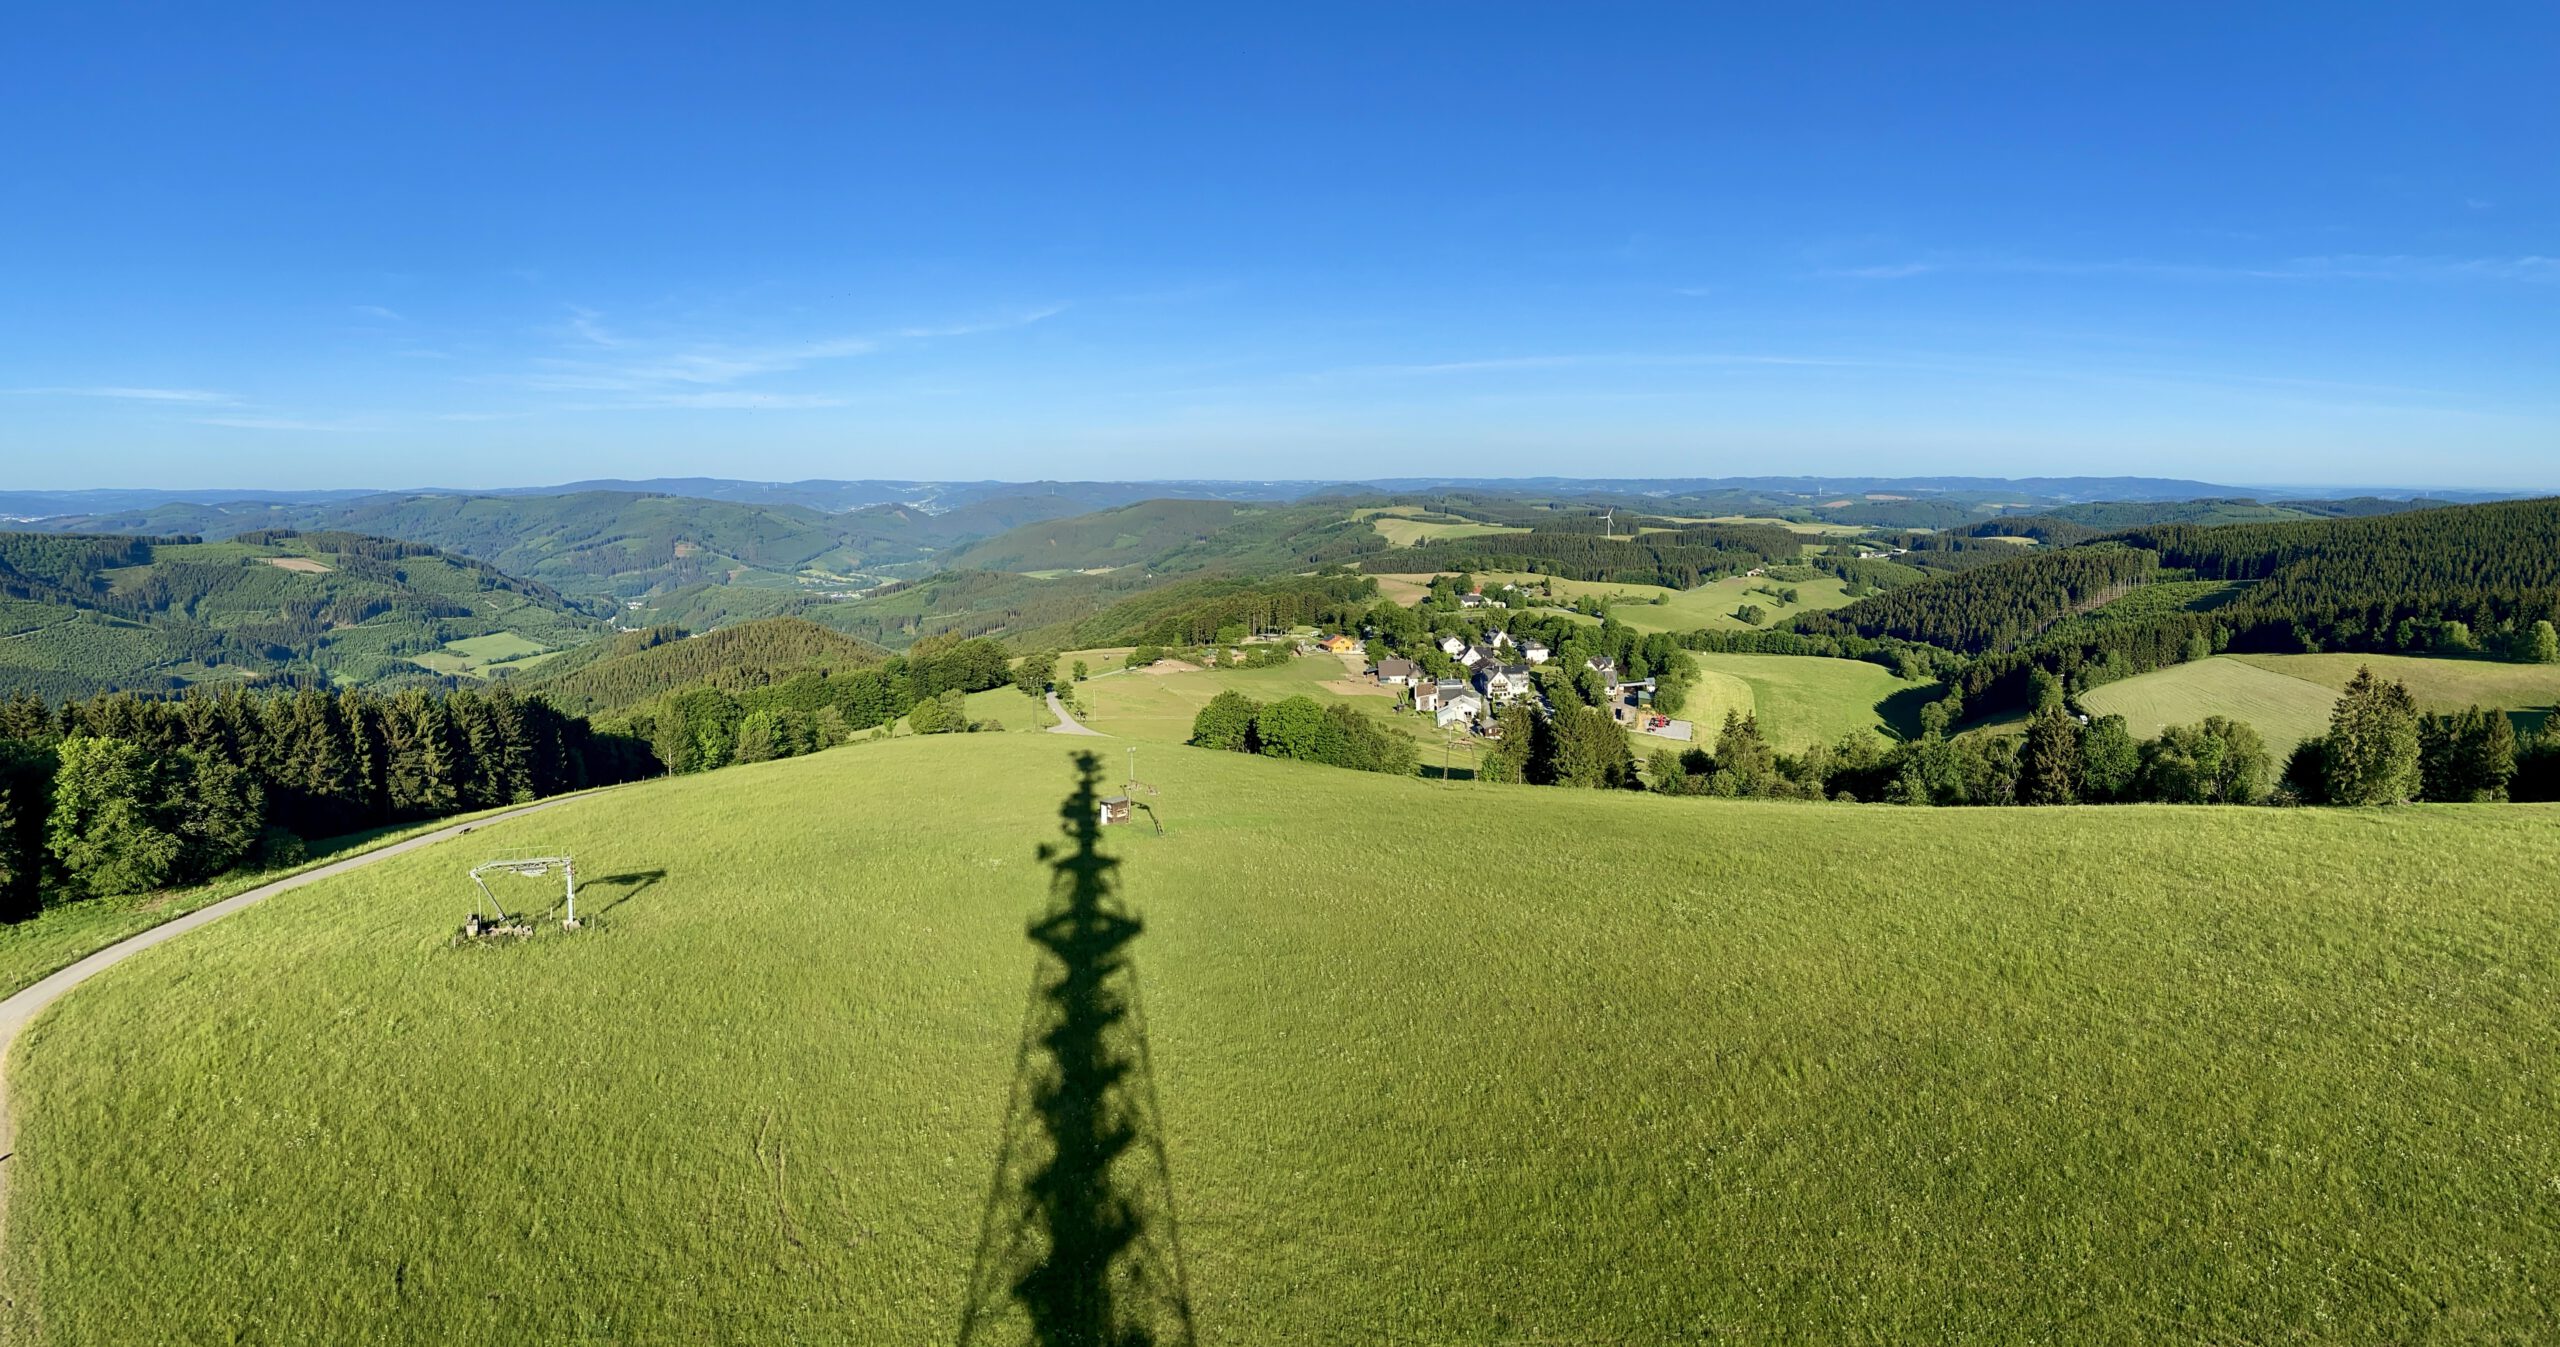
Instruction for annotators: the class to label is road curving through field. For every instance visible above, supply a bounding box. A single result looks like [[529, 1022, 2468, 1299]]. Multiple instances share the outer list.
[[0, 791, 598, 1293]]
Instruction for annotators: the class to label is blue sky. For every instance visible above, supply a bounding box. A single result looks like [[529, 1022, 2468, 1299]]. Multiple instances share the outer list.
[[2, 3, 2553, 490]]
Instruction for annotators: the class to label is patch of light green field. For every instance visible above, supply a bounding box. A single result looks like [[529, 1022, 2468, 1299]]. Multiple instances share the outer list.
[[956, 685, 1056, 732], [409, 630, 553, 676], [1685, 652, 1927, 749], [12, 734, 2560, 1343], [1467, 571, 1859, 635], [2079, 657, 2342, 758], [1364, 508, 1531, 548], [2232, 653, 2560, 735], [1077, 654, 1406, 735]]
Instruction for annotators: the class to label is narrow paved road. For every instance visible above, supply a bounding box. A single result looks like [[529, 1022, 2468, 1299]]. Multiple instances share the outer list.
[[1047, 691, 1105, 735], [0, 792, 591, 1278]]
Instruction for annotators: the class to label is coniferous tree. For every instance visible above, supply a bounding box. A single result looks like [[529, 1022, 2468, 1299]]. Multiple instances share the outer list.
[[2018, 705, 2084, 805], [2323, 666, 2423, 805]]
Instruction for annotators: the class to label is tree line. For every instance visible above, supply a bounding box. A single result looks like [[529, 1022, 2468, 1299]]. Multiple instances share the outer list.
[[0, 683, 652, 918], [1792, 546, 2161, 655]]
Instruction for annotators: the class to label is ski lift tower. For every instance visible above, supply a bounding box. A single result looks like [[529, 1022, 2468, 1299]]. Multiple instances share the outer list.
[[468, 855, 581, 932]]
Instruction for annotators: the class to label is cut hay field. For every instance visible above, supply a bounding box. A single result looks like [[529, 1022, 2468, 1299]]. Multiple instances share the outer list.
[[1683, 652, 1926, 749], [8, 734, 2559, 1343], [2078, 653, 2560, 759]]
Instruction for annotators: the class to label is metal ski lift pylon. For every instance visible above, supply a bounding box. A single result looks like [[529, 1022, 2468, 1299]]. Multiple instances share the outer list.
[[465, 855, 581, 935]]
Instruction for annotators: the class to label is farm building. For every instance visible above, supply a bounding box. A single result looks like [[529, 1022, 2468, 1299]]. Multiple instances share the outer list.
[[1376, 656, 1421, 686]]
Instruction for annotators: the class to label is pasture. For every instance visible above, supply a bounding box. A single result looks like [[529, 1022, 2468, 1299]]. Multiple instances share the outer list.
[[8, 734, 2559, 1343], [1456, 570, 1861, 634], [2079, 657, 2340, 758], [1360, 507, 1529, 548], [1684, 652, 1925, 750], [2079, 653, 2560, 758], [2233, 652, 2560, 735], [1069, 651, 1479, 771], [408, 630, 557, 677]]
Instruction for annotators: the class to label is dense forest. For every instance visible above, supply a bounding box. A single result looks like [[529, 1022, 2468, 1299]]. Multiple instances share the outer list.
[[520, 618, 888, 715], [1793, 547, 2160, 655], [0, 684, 651, 918], [1376, 521, 1806, 587]]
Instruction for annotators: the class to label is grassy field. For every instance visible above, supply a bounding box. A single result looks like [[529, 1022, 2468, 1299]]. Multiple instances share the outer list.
[[9, 733, 2560, 1343], [409, 630, 556, 676], [2079, 658, 2341, 759], [0, 809, 526, 1000], [1361, 507, 1530, 548], [1441, 571, 1860, 635], [958, 685, 1056, 732], [1684, 652, 1927, 749], [2234, 652, 2560, 735], [2078, 653, 2560, 759], [1069, 652, 1482, 770]]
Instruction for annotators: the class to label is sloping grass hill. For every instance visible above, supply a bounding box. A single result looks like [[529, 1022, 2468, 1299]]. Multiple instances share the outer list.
[[10, 734, 2558, 1343], [2079, 652, 2560, 757]]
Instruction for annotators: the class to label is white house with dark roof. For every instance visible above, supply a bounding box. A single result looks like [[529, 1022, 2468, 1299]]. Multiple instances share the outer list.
[[1375, 656, 1421, 686], [1520, 637, 1550, 664], [1475, 662, 1535, 703], [1438, 634, 1469, 657], [1435, 689, 1486, 728]]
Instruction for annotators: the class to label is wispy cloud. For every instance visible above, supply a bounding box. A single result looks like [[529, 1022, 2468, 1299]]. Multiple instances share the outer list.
[[1819, 253, 2560, 284], [1328, 352, 1868, 379], [508, 302, 1064, 410], [6, 385, 239, 403], [352, 304, 406, 322], [195, 415, 377, 432]]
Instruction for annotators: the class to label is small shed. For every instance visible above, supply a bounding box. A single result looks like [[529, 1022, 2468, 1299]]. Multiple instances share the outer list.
[[1098, 795, 1135, 827]]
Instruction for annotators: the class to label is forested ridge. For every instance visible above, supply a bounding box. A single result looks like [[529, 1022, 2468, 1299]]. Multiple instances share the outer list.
[[520, 617, 888, 715], [1376, 521, 1807, 587], [0, 530, 603, 698], [1793, 547, 2160, 654]]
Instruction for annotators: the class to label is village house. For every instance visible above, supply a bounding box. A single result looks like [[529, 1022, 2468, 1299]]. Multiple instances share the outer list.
[[1457, 592, 1490, 609], [1319, 634, 1361, 654], [1438, 634, 1469, 657], [1434, 688, 1486, 728], [1456, 644, 1488, 668], [1486, 629, 1515, 648], [1474, 661, 1535, 703], [1520, 637, 1550, 664], [1412, 678, 1467, 713], [1586, 655, 1618, 688], [1374, 656, 1421, 686]]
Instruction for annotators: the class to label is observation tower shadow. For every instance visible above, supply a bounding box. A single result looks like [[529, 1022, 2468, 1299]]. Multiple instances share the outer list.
[[956, 752, 1196, 1347]]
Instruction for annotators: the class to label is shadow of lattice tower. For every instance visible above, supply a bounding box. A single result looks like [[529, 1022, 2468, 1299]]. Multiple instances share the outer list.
[[957, 753, 1197, 1347]]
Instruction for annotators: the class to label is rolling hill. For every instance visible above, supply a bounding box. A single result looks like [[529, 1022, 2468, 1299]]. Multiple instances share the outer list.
[[0, 530, 602, 697], [516, 616, 890, 714], [8, 733, 2557, 1342]]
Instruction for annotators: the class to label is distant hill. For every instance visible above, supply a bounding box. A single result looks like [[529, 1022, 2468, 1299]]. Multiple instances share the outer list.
[[0, 530, 602, 699], [516, 616, 888, 715], [942, 499, 1380, 574]]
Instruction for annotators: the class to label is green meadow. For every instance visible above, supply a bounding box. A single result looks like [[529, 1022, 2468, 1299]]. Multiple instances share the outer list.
[[1459, 570, 1860, 634], [1683, 652, 1926, 749], [2080, 653, 2560, 758], [8, 733, 2559, 1343]]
